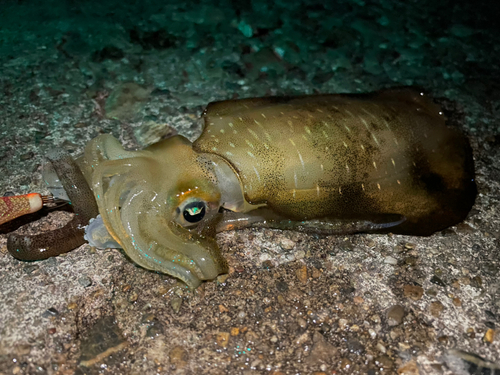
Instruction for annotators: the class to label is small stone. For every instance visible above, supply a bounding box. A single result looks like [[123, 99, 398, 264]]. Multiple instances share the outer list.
[[376, 342, 387, 353], [353, 296, 364, 304], [375, 355, 394, 369], [169, 346, 188, 368], [312, 267, 322, 278], [67, 303, 77, 310], [338, 318, 349, 330], [347, 338, 364, 354], [452, 297, 462, 307], [20, 152, 35, 161], [339, 358, 352, 370], [470, 275, 483, 288], [296, 265, 308, 283], [485, 321, 495, 329], [78, 276, 93, 287], [122, 284, 131, 292], [426, 288, 438, 297], [404, 256, 418, 266], [262, 260, 274, 269], [231, 327, 239, 336], [384, 256, 398, 265], [466, 327, 475, 338], [438, 335, 449, 343], [42, 307, 59, 318], [404, 243, 416, 249], [217, 274, 229, 283], [397, 360, 419, 374], [276, 280, 289, 292], [170, 296, 182, 313], [128, 292, 138, 302], [430, 301, 445, 317], [297, 317, 308, 329], [219, 304, 229, 313], [386, 305, 405, 326], [483, 329, 496, 343], [404, 285, 424, 300], [368, 329, 377, 339], [280, 238, 295, 250], [216, 332, 230, 348], [430, 275, 446, 287], [305, 331, 337, 365]]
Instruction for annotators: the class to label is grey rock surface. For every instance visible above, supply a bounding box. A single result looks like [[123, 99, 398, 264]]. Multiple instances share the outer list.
[[1, 0, 499, 374]]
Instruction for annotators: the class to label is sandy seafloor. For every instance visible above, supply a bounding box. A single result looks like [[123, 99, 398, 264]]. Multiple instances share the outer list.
[[0, 0, 500, 374]]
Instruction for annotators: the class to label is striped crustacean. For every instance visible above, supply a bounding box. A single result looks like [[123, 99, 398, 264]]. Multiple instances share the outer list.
[[4, 88, 476, 288]]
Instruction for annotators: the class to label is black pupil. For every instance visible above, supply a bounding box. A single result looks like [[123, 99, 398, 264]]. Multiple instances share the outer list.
[[182, 201, 206, 223]]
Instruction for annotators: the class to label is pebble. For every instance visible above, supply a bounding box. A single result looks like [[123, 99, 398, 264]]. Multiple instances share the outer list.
[[170, 296, 182, 313], [384, 256, 398, 265], [280, 238, 295, 250], [338, 358, 352, 370], [430, 275, 446, 287], [231, 327, 239, 336], [386, 305, 405, 326], [42, 307, 59, 318], [347, 338, 364, 354], [169, 346, 188, 368], [338, 318, 349, 330], [368, 329, 377, 339], [483, 328, 496, 343], [452, 297, 462, 307], [305, 331, 337, 365], [403, 285, 424, 300], [470, 275, 483, 288], [78, 276, 93, 287], [296, 265, 308, 283], [20, 152, 34, 161], [375, 355, 394, 369], [397, 360, 419, 374], [276, 280, 289, 292], [128, 292, 138, 302], [430, 301, 445, 317], [297, 317, 308, 329], [262, 260, 274, 269], [216, 332, 230, 348]]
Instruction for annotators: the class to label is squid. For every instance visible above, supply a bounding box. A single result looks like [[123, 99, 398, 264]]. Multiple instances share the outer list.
[[2, 88, 477, 288]]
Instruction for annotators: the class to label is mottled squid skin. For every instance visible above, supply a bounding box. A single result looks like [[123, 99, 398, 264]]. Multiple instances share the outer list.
[[197, 88, 476, 236], [6, 88, 476, 288]]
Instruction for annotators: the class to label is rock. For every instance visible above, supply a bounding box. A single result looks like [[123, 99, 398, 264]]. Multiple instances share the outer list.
[[169, 346, 188, 368], [483, 329, 496, 343], [398, 360, 419, 374], [347, 338, 364, 354], [429, 301, 445, 317], [384, 256, 398, 265], [430, 275, 446, 287], [296, 265, 308, 283], [305, 332, 337, 365], [280, 238, 295, 250], [403, 285, 424, 300], [216, 332, 230, 348], [375, 355, 394, 369], [386, 305, 405, 326], [79, 316, 128, 367]]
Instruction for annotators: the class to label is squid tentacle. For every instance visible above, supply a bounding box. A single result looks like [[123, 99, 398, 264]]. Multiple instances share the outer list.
[[7, 151, 99, 260]]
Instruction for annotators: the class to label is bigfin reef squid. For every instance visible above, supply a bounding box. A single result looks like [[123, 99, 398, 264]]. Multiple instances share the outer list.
[[1, 88, 477, 288]]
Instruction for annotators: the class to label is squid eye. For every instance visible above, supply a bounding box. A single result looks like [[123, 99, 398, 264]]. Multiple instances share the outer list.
[[182, 201, 206, 223]]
